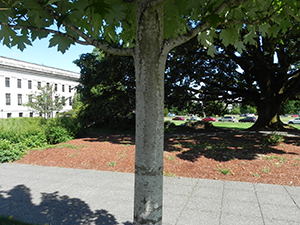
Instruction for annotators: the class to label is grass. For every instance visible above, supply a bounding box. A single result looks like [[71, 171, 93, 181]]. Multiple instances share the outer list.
[[262, 167, 270, 173], [0, 216, 36, 225], [107, 161, 117, 166], [218, 168, 230, 175], [164, 155, 176, 161], [163, 171, 176, 177], [165, 115, 300, 131], [56, 143, 80, 149]]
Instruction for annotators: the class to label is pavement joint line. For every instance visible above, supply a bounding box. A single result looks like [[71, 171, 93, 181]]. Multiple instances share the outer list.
[[254, 183, 266, 225], [284, 185, 300, 211], [218, 180, 225, 225], [173, 178, 200, 225]]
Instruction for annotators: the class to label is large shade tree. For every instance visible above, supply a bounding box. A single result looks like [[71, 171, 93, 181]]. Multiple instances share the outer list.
[[224, 25, 300, 129], [1, 1, 300, 224], [74, 50, 136, 130], [166, 24, 300, 130]]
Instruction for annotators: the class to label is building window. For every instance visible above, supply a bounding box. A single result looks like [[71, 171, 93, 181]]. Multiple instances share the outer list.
[[38, 81, 41, 88], [69, 97, 72, 106], [5, 77, 10, 87], [17, 79, 22, 88], [69, 85, 72, 93], [28, 95, 33, 102], [7, 113, 11, 118], [18, 94, 22, 105], [29, 112, 33, 117], [19, 112, 23, 117], [28, 80, 32, 89], [62, 85, 65, 92], [62, 96, 66, 106], [54, 84, 57, 91], [47, 82, 50, 87], [6, 93, 11, 105]]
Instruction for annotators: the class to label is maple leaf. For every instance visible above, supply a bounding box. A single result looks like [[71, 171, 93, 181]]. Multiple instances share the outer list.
[[48, 35, 74, 53]]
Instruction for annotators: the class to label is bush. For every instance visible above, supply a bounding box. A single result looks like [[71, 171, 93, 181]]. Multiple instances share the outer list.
[[0, 139, 27, 163], [0, 117, 79, 163], [265, 132, 285, 146], [45, 126, 72, 145]]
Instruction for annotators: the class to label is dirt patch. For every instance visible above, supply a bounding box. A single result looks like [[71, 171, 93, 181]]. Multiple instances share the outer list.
[[13, 132, 300, 186]]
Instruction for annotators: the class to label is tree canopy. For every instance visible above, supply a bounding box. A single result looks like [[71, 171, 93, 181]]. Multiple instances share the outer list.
[[74, 49, 135, 130], [2, 1, 300, 224], [23, 84, 66, 119]]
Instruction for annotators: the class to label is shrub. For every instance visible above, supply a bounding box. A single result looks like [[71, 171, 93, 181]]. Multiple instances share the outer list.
[[265, 132, 285, 146], [45, 126, 72, 145], [0, 139, 27, 163]]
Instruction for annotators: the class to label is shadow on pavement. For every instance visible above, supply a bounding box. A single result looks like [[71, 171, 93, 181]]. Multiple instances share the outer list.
[[0, 184, 133, 225]]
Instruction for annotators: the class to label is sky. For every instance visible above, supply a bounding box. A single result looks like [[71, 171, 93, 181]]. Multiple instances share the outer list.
[[0, 37, 94, 73]]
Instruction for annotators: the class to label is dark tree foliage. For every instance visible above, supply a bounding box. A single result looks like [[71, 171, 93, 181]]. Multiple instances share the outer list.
[[223, 25, 300, 129], [74, 52, 135, 131], [164, 37, 240, 116], [166, 24, 300, 129]]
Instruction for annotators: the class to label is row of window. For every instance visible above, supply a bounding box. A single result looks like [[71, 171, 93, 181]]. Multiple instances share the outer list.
[[5, 112, 61, 118], [5, 112, 29, 118], [5, 93, 72, 106], [5, 77, 73, 92]]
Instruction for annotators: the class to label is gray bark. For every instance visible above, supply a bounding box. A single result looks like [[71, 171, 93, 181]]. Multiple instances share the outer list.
[[133, 1, 167, 224]]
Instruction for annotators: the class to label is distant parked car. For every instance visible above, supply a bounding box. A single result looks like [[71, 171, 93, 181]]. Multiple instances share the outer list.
[[172, 116, 185, 121], [280, 114, 288, 117], [168, 113, 175, 117], [288, 118, 300, 124], [186, 116, 199, 121], [239, 117, 257, 123], [218, 116, 236, 122], [292, 114, 298, 117], [202, 117, 217, 122]]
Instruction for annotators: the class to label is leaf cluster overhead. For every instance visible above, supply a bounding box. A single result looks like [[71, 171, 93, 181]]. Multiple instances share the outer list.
[[1, 0, 300, 55]]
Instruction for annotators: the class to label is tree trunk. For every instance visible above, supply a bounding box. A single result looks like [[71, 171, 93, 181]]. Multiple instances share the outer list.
[[249, 99, 285, 130], [133, 1, 166, 224]]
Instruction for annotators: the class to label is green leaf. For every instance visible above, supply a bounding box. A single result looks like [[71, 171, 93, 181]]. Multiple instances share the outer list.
[[31, 30, 49, 41], [259, 23, 271, 37], [207, 45, 216, 57], [243, 26, 257, 45], [219, 28, 235, 47], [235, 40, 246, 53], [11, 34, 32, 51], [0, 26, 17, 48], [48, 35, 74, 53], [85, 0, 110, 17], [105, 2, 127, 24], [203, 14, 224, 28]]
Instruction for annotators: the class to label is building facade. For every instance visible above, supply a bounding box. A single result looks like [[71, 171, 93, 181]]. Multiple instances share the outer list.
[[0, 56, 80, 119]]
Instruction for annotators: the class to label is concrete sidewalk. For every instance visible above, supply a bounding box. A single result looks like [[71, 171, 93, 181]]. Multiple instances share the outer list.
[[0, 163, 300, 225]]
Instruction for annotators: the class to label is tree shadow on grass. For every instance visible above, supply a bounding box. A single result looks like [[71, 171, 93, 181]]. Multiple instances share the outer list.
[[165, 134, 300, 162], [0, 184, 133, 225]]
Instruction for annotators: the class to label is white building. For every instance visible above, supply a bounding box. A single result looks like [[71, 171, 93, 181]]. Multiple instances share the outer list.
[[0, 56, 80, 119]]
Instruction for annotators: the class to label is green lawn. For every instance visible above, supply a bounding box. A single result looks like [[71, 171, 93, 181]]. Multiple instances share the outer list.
[[212, 122, 252, 130], [165, 115, 300, 130]]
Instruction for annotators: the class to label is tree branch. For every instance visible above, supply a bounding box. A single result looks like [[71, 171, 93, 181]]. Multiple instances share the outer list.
[[30, 0, 135, 57], [163, 0, 249, 53]]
